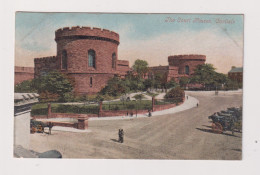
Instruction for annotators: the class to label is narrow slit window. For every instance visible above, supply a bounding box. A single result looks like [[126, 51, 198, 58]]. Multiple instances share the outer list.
[[185, 65, 190, 75], [62, 50, 68, 70], [88, 50, 96, 68], [112, 53, 116, 69], [90, 77, 93, 87]]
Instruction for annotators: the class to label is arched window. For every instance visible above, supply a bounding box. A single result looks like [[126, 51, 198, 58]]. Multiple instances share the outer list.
[[185, 65, 190, 75], [88, 50, 96, 68], [90, 77, 93, 87], [61, 50, 68, 70], [112, 53, 116, 69]]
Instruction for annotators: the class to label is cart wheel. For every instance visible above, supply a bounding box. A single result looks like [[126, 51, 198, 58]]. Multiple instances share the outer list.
[[212, 122, 223, 134]]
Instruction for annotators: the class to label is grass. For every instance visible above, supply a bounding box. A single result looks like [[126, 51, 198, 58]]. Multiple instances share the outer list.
[[146, 91, 159, 97], [102, 100, 153, 110]]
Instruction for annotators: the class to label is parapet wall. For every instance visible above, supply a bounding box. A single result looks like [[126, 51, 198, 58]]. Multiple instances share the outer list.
[[116, 60, 129, 66], [15, 66, 34, 85], [168, 54, 206, 61], [55, 26, 119, 44], [15, 66, 34, 73]]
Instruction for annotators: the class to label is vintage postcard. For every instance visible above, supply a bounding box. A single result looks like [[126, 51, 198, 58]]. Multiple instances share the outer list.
[[14, 13, 243, 159]]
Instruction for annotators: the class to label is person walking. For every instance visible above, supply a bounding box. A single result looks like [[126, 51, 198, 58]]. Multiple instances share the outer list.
[[120, 129, 124, 143], [48, 122, 53, 135], [118, 129, 124, 143]]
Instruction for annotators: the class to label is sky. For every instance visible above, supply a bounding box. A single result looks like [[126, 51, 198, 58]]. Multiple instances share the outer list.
[[15, 13, 243, 73]]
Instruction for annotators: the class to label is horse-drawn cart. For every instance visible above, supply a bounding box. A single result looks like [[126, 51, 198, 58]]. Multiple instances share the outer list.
[[208, 107, 242, 135], [30, 119, 53, 134]]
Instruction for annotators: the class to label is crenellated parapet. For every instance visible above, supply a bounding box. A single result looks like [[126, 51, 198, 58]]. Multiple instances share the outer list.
[[168, 54, 206, 61], [55, 26, 120, 45], [34, 56, 57, 64]]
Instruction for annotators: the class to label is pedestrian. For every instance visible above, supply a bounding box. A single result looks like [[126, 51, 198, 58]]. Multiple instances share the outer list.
[[118, 129, 124, 143], [48, 122, 53, 135], [120, 129, 124, 143], [148, 109, 152, 117], [126, 111, 128, 116]]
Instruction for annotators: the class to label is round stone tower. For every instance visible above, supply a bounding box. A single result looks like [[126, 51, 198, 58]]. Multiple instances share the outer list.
[[168, 54, 206, 75], [54, 26, 120, 94]]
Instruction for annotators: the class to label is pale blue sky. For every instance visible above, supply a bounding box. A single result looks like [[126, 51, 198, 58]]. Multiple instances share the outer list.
[[15, 12, 243, 73]]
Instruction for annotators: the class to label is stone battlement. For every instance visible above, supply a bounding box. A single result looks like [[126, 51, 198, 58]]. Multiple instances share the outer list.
[[168, 54, 206, 61], [55, 26, 119, 43], [34, 56, 57, 63]]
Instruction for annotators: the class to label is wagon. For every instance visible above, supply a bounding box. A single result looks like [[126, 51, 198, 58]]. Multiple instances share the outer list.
[[30, 119, 53, 134], [208, 107, 242, 135]]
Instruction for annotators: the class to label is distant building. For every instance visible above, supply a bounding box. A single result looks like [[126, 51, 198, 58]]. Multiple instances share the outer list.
[[228, 66, 243, 83], [147, 54, 206, 82], [15, 66, 34, 85]]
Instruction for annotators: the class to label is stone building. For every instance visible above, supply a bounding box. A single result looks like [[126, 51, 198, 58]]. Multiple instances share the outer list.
[[228, 66, 243, 83], [15, 66, 34, 85], [148, 54, 206, 82], [34, 26, 130, 95], [30, 26, 207, 94]]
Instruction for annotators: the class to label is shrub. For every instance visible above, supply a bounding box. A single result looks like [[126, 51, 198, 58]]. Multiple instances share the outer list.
[[15, 80, 37, 93], [164, 87, 185, 103]]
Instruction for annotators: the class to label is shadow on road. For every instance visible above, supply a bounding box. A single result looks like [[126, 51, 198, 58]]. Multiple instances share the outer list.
[[202, 125, 212, 129], [110, 139, 119, 143], [231, 148, 242, 152], [196, 128, 241, 138]]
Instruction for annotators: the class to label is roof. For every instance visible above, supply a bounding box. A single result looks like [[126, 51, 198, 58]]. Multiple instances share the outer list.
[[229, 67, 243, 73]]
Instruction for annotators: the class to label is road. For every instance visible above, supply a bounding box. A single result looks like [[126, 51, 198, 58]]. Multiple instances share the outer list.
[[29, 91, 242, 159]]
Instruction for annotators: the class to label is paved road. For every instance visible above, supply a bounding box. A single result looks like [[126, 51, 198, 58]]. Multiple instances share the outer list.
[[30, 91, 242, 159]]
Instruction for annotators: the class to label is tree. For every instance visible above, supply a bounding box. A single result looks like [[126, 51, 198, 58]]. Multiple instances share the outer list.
[[132, 59, 149, 78], [34, 71, 73, 101], [166, 79, 177, 90], [144, 79, 154, 91], [153, 72, 167, 91], [133, 94, 145, 102], [190, 64, 228, 90], [15, 80, 37, 93], [100, 76, 130, 97], [179, 77, 190, 88]]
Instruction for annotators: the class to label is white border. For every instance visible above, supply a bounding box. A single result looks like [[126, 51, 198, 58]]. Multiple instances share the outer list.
[[1, 0, 260, 175]]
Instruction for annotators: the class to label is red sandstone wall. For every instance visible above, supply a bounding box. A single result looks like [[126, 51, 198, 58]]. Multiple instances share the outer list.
[[69, 73, 114, 94], [54, 26, 130, 94], [116, 60, 130, 74], [168, 55, 206, 75], [56, 39, 119, 73], [15, 66, 34, 85], [228, 72, 243, 83], [34, 56, 58, 77]]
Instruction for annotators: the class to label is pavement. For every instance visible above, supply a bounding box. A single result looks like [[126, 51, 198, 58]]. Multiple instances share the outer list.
[[50, 126, 91, 133]]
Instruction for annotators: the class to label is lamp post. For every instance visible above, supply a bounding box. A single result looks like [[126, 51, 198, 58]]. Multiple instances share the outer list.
[[135, 100, 137, 117]]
